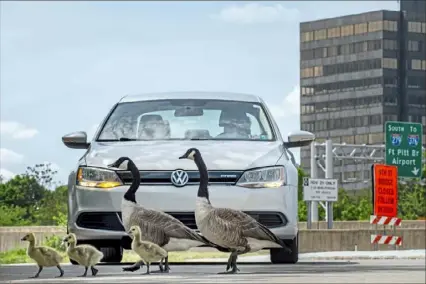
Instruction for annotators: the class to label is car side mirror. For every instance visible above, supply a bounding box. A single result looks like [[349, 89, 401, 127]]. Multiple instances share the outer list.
[[62, 131, 90, 149], [284, 130, 315, 148]]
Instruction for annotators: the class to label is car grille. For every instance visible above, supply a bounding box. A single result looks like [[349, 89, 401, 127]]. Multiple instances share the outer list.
[[116, 170, 243, 185], [167, 212, 287, 230], [76, 211, 287, 231], [76, 212, 124, 231]]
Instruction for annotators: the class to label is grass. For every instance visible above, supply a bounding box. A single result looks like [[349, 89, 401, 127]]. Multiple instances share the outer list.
[[0, 248, 268, 265]]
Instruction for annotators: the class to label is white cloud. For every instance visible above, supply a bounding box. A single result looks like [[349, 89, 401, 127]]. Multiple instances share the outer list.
[[268, 85, 300, 119], [0, 148, 24, 164], [0, 168, 15, 182], [211, 3, 300, 24], [0, 121, 39, 139]]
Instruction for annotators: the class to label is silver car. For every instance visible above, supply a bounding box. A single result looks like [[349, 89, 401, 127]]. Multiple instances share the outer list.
[[62, 91, 314, 264]]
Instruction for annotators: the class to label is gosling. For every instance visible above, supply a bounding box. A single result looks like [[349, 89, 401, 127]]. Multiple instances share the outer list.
[[21, 233, 64, 278], [128, 225, 168, 275], [62, 233, 104, 277]]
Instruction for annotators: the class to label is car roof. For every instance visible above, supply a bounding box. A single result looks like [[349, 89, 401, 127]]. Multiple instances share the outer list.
[[119, 91, 263, 103]]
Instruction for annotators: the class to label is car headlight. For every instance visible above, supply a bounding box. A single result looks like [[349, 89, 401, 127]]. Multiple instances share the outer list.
[[76, 167, 123, 189], [236, 166, 286, 188]]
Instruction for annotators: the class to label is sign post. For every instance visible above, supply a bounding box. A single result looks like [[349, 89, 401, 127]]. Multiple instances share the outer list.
[[370, 164, 402, 250], [303, 177, 338, 229], [385, 121, 423, 178]]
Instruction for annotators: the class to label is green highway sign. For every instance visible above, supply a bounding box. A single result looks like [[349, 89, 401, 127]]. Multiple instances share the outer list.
[[385, 121, 423, 178]]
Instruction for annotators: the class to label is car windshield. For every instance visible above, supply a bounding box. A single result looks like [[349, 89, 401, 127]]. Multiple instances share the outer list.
[[97, 99, 275, 141]]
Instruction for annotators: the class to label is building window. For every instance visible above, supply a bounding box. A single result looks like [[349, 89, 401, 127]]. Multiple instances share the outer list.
[[367, 39, 382, 50], [327, 27, 341, 38], [383, 20, 398, 31], [355, 134, 368, 144], [368, 20, 383, 32], [411, 59, 423, 70], [354, 41, 368, 53], [301, 67, 314, 78], [383, 39, 398, 50], [422, 60, 426, 70], [382, 58, 398, 69], [314, 29, 327, 40], [408, 40, 420, 51], [422, 23, 426, 33], [342, 135, 355, 144], [354, 23, 368, 34], [341, 25, 354, 37], [314, 66, 323, 77], [301, 87, 314, 96], [301, 49, 314, 60], [408, 22, 423, 33], [301, 31, 314, 42], [301, 104, 315, 114], [369, 132, 384, 144]]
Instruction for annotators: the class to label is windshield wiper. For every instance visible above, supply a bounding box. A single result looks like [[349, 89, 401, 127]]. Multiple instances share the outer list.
[[189, 138, 212, 140], [97, 137, 139, 142]]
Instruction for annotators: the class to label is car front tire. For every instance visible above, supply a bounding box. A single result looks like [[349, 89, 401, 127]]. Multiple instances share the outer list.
[[100, 245, 123, 263], [270, 233, 299, 264]]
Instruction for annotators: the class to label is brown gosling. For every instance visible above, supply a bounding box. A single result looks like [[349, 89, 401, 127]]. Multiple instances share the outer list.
[[21, 233, 64, 278], [128, 225, 168, 275], [62, 233, 104, 277]]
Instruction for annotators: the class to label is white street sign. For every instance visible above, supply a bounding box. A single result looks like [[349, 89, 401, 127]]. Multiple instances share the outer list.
[[303, 177, 338, 202]]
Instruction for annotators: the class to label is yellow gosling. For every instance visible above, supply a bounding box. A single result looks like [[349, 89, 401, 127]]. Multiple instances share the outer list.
[[21, 233, 64, 278], [128, 225, 168, 275], [62, 233, 104, 277]]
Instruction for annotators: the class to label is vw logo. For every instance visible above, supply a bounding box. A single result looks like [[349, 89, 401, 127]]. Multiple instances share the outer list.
[[170, 170, 189, 187]]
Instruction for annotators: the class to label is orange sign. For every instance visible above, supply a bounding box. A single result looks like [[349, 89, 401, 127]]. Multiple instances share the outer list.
[[373, 164, 398, 218]]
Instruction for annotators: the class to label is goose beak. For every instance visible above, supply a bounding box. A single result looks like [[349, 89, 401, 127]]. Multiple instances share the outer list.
[[178, 155, 186, 159], [20, 237, 25, 241]]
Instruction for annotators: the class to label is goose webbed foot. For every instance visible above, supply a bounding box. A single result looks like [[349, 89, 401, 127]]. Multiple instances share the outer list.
[[122, 260, 143, 272], [91, 266, 99, 276], [142, 264, 151, 275], [55, 265, 64, 278], [219, 253, 239, 274], [79, 267, 88, 277], [30, 266, 42, 278], [163, 256, 171, 273]]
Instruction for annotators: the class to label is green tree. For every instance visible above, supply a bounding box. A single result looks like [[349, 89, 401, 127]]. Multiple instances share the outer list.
[[25, 163, 58, 189], [0, 174, 47, 221], [0, 205, 32, 226], [35, 185, 68, 225]]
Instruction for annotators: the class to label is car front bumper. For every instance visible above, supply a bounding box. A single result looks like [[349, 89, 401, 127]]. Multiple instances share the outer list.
[[68, 183, 298, 245]]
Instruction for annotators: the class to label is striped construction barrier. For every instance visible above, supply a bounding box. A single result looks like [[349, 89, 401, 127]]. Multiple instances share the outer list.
[[370, 215, 403, 248], [370, 234, 403, 246], [370, 215, 402, 226]]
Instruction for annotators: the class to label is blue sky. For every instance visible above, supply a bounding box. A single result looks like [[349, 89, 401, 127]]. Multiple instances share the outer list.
[[0, 1, 399, 185]]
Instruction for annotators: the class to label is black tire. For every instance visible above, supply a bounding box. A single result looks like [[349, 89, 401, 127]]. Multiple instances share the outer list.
[[100, 246, 123, 263], [270, 233, 299, 264]]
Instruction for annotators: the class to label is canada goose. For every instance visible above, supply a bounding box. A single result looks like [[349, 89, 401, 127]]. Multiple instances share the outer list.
[[107, 157, 229, 273], [62, 233, 104, 277], [21, 233, 64, 278], [128, 225, 168, 275], [179, 148, 292, 274]]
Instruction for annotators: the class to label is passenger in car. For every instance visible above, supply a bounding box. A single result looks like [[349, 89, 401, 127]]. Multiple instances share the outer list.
[[216, 110, 251, 139], [138, 114, 170, 140]]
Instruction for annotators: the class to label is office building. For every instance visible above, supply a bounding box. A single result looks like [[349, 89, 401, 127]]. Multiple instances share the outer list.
[[299, 0, 426, 190]]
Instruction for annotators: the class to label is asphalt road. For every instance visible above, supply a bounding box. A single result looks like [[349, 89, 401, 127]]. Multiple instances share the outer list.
[[1, 260, 425, 283]]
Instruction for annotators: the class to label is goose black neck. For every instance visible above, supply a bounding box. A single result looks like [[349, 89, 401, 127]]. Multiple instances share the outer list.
[[194, 154, 209, 201], [123, 159, 141, 203]]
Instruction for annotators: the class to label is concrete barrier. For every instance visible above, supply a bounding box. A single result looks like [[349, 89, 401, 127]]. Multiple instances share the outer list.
[[0, 226, 66, 253], [1, 224, 425, 253], [298, 220, 425, 230]]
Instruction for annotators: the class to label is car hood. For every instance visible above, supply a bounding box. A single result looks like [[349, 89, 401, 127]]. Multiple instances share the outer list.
[[84, 140, 285, 170]]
